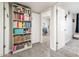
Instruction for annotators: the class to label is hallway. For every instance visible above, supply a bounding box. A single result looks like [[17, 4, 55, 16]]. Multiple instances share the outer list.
[[0, 2, 79, 57]]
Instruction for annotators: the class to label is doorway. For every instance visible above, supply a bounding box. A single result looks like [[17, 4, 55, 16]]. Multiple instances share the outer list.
[[41, 16, 50, 47]]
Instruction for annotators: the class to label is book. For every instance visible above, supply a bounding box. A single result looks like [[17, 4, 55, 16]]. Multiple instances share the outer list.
[[22, 22, 25, 28], [19, 22, 23, 28], [13, 29, 24, 34], [19, 14, 24, 21], [24, 13, 29, 21], [12, 45, 17, 51], [13, 22, 17, 28], [25, 22, 31, 28]]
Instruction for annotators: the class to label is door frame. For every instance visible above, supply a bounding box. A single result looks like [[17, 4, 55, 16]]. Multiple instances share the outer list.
[[3, 3, 5, 56], [56, 7, 65, 50], [41, 16, 50, 43]]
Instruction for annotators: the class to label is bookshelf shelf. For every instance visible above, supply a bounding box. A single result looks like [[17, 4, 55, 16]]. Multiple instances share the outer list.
[[13, 33, 31, 36], [13, 45, 32, 54], [14, 40, 31, 45], [13, 20, 31, 22], [13, 28, 31, 29], [13, 11, 24, 14], [11, 3, 32, 54]]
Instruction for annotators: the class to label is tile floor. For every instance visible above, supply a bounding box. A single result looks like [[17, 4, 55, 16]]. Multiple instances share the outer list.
[[50, 39, 79, 57], [4, 34, 50, 57], [4, 39, 79, 57]]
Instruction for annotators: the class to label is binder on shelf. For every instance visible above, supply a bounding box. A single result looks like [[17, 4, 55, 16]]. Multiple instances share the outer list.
[[25, 22, 31, 28], [28, 22, 31, 28], [23, 22, 25, 28], [18, 22, 23, 28], [13, 29, 24, 34], [25, 22, 28, 28], [19, 14, 24, 21]]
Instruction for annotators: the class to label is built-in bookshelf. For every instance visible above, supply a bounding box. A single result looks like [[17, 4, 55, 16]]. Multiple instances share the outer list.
[[11, 3, 32, 54]]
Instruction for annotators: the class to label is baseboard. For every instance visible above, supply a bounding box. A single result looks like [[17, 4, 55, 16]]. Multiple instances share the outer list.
[[32, 42, 40, 44], [50, 47, 56, 51]]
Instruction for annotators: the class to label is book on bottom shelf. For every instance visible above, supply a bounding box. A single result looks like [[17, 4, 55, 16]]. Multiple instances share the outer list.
[[13, 35, 31, 44], [12, 41, 31, 52]]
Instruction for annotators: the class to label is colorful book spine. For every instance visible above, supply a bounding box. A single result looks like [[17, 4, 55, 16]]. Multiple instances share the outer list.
[[13, 22, 17, 28], [17, 22, 19, 28], [19, 14, 24, 21], [12, 45, 17, 51], [13, 29, 24, 34], [19, 22, 23, 28], [25, 22, 31, 28], [23, 22, 25, 28]]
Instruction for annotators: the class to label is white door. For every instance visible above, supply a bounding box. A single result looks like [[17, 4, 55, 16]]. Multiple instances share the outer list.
[[32, 12, 41, 44], [4, 3, 10, 54], [57, 7, 65, 49], [0, 3, 4, 56]]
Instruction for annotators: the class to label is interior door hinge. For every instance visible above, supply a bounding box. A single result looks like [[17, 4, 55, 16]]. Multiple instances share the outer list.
[[4, 26, 6, 29], [56, 42, 58, 45], [3, 45, 6, 48], [56, 9, 58, 12], [4, 7, 6, 10], [56, 42, 58, 50]]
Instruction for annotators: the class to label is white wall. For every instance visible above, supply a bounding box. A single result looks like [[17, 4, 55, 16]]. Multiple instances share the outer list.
[[4, 2, 10, 54], [0, 2, 10, 56], [50, 6, 73, 50], [72, 14, 76, 34], [0, 2, 4, 56], [65, 12, 73, 43], [50, 6, 56, 51], [32, 12, 41, 44], [56, 6, 73, 49]]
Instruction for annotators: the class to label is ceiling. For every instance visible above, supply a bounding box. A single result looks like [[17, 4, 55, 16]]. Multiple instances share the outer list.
[[20, 2, 79, 14], [19, 2, 57, 13], [56, 2, 79, 14]]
